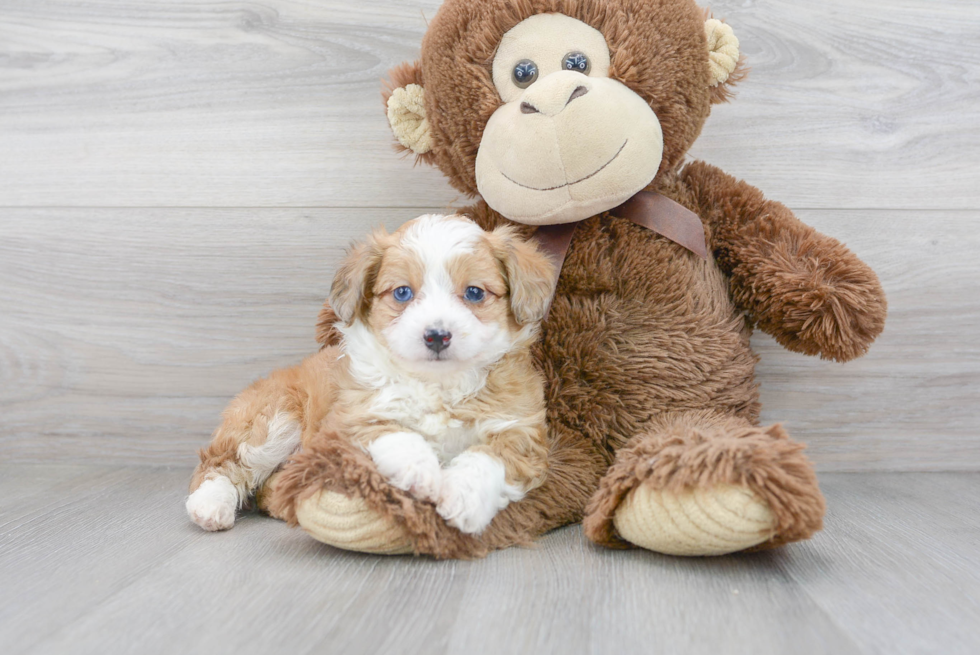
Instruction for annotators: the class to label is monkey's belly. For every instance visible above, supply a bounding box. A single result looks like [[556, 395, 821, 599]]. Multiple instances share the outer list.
[[539, 260, 760, 451]]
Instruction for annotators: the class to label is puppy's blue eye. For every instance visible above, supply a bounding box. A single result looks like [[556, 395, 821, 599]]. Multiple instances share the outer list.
[[464, 286, 485, 302], [392, 286, 413, 302]]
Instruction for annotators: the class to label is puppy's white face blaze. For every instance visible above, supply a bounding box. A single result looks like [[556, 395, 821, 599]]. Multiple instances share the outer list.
[[364, 215, 519, 377]]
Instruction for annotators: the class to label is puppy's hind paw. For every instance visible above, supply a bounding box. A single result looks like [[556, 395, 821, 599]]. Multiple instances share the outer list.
[[186, 476, 239, 531]]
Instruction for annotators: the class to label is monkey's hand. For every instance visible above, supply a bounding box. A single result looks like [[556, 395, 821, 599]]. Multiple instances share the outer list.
[[683, 160, 886, 362]]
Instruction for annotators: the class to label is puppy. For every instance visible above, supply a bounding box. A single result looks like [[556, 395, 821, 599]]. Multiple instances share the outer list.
[[186, 214, 555, 535]]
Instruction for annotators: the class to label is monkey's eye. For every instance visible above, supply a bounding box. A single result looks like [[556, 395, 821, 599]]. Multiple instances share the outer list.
[[392, 286, 414, 303], [562, 52, 590, 75], [464, 286, 486, 303], [513, 60, 538, 88]]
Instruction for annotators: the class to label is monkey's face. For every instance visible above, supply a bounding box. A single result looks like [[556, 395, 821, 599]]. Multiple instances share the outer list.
[[383, 0, 744, 226], [475, 14, 664, 226]]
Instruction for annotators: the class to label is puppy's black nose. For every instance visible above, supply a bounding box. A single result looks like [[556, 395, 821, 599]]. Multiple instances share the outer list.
[[423, 328, 452, 353]]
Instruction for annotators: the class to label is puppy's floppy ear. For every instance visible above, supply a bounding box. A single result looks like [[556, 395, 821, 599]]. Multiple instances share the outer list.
[[489, 227, 557, 326], [330, 228, 388, 325], [382, 61, 435, 164], [315, 300, 342, 348]]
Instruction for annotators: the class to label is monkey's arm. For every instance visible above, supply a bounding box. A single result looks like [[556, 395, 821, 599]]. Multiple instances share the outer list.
[[681, 160, 886, 362]]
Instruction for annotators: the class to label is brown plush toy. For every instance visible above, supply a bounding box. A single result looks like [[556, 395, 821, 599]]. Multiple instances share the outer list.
[[264, 0, 887, 557]]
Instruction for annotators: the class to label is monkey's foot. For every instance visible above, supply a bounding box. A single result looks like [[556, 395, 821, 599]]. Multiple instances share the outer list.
[[583, 416, 825, 555], [613, 483, 776, 556], [295, 490, 414, 555]]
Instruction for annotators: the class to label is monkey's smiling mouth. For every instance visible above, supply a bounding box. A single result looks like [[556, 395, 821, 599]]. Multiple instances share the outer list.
[[500, 140, 628, 192]]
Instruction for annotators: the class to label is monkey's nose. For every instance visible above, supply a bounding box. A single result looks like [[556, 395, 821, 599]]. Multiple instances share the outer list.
[[520, 85, 588, 115], [519, 73, 591, 117], [423, 328, 452, 353], [567, 85, 589, 103]]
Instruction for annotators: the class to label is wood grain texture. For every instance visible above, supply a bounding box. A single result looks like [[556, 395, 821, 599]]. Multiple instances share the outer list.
[[0, 0, 978, 209], [2, 207, 978, 469], [1, 3, 978, 468], [1, 466, 978, 654], [0, 207, 440, 464], [778, 473, 980, 654], [755, 209, 980, 470]]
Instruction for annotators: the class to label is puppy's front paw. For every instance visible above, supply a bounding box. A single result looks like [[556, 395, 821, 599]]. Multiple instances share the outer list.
[[367, 432, 442, 502], [186, 476, 239, 531], [437, 452, 524, 535]]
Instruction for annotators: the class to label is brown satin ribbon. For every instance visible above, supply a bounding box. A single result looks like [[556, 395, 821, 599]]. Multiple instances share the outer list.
[[614, 191, 708, 260], [532, 191, 708, 319]]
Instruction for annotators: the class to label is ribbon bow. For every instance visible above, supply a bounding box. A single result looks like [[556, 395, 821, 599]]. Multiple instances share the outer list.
[[532, 191, 708, 318]]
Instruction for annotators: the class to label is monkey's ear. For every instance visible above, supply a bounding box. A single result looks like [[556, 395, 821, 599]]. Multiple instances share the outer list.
[[704, 18, 747, 104], [382, 61, 434, 159]]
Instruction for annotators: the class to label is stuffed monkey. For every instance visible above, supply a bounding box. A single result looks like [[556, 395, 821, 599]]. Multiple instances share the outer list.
[[265, 0, 886, 558]]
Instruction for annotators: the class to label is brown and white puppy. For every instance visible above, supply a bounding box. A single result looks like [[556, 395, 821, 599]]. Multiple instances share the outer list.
[[186, 214, 555, 535]]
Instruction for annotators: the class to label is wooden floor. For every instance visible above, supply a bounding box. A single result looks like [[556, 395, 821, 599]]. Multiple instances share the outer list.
[[1, 466, 978, 655]]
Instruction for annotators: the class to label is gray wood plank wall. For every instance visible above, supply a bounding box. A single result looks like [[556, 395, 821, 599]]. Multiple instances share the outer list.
[[1, 0, 978, 470]]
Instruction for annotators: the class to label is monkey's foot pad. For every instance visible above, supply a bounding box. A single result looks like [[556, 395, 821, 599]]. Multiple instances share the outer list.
[[613, 483, 776, 556], [295, 490, 414, 555]]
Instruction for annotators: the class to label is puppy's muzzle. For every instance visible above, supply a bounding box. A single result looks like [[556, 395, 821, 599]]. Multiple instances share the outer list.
[[423, 328, 452, 354]]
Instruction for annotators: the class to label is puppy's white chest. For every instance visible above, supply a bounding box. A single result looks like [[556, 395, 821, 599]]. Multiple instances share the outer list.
[[417, 411, 463, 435], [372, 383, 479, 464], [418, 412, 479, 463]]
